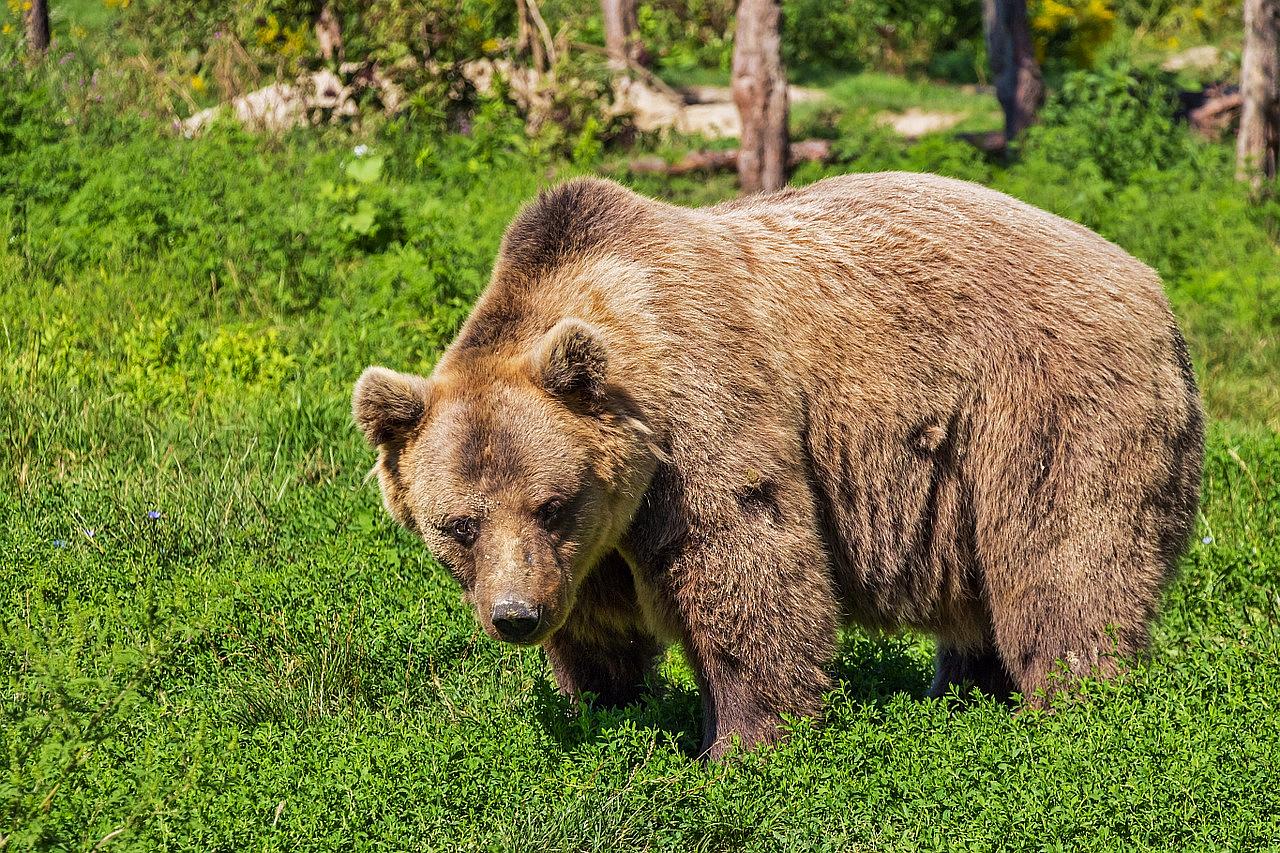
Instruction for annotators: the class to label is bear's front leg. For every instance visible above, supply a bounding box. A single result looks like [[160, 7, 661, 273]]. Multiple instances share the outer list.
[[542, 551, 663, 708], [673, 522, 838, 760]]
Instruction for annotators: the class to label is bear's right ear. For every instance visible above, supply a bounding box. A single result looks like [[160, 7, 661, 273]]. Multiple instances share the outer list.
[[352, 366, 432, 447]]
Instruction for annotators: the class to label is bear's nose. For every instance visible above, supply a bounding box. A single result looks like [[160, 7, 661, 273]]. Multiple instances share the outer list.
[[491, 599, 541, 642]]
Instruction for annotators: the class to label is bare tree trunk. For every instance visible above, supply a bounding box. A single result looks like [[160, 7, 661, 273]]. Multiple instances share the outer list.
[[602, 0, 646, 70], [314, 3, 344, 65], [516, 0, 554, 73], [25, 0, 51, 57], [1236, 0, 1280, 188], [983, 0, 1044, 141], [732, 0, 788, 193]]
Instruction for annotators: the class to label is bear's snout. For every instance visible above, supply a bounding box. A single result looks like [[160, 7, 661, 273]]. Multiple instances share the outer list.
[[491, 598, 543, 643]]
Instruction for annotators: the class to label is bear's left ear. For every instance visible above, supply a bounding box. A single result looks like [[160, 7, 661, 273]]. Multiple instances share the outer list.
[[528, 318, 609, 403], [352, 366, 432, 447]]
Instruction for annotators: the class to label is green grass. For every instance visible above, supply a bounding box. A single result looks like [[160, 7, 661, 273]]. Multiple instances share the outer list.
[[814, 70, 1000, 126], [3, 65, 1280, 849], [656, 68, 1004, 139]]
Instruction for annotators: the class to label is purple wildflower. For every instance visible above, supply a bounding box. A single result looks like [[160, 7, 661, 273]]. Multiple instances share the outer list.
[[52, 539, 67, 549], [147, 510, 162, 520]]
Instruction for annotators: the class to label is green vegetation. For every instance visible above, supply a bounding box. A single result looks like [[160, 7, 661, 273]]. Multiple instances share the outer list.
[[3, 1, 1280, 848]]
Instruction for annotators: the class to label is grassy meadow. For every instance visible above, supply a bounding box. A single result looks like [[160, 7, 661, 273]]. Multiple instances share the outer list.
[[4, 35, 1280, 851]]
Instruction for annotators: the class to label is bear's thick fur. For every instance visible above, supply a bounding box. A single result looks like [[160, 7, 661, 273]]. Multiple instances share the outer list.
[[354, 173, 1204, 758]]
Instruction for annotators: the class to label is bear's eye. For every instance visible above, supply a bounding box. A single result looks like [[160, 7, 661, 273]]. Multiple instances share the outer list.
[[536, 497, 565, 528], [444, 516, 478, 547]]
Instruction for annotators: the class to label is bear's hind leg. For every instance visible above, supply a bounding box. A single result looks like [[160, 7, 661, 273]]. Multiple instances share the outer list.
[[972, 399, 1192, 707], [982, 522, 1163, 707], [928, 644, 1015, 701]]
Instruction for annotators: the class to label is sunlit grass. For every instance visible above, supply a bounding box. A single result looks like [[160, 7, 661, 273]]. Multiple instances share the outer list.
[[2, 68, 1279, 849]]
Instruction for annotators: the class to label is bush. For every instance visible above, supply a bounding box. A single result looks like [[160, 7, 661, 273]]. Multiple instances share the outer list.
[[631, 0, 985, 81], [1019, 65, 1190, 185], [1031, 0, 1117, 70]]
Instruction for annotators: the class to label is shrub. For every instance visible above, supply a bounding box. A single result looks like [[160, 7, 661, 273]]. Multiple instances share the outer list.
[[1031, 0, 1118, 70], [1018, 65, 1190, 186]]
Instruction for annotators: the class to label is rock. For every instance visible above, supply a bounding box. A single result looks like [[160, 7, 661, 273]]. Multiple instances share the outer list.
[[1162, 45, 1221, 72], [612, 78, 825, 139], [180, 67, 401, 137], [874, 108, 966, 139]]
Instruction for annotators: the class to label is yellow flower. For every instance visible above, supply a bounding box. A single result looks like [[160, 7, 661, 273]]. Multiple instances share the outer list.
[[71, 24, 86, 38], [1, 23, 10, 34], [481, 37, 500, 54], [190, 75, 207, 93], [1086, 0, 1114, 22], [280, 25, 306, 57], [1167, 36, 1181, 49], [256, 13, 280, 45], [22, 0, 32, 11]]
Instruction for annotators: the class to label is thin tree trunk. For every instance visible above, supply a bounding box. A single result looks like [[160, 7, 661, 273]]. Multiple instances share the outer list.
[[732, 0, 788, 193], [1236, 0, 1280, 188], [602, 0, 646, 70], [25, 0, 51, 57], [983, 0, 1044, 141], [516, 0, 554, 73], [313, 3, 343, 65]]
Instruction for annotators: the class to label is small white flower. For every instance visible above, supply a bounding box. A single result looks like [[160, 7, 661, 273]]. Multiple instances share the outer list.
[[1201, 535, 1213, 545], [83, 528, 95, 538], [353, 144, 369, 157]]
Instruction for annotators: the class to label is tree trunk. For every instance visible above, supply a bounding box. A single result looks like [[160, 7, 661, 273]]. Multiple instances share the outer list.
[[602, 0, 646, 70], [516, 0, 554, 73], [983, 0, 1044, 141], [1236, 0, 1280, 188], [313, 3, 343, 65], [25, 0, 51, 57], [732, 0, 788, 193]]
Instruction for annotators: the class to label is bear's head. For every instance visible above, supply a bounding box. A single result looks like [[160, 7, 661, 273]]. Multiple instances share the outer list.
[[353, 318, 660, 646]]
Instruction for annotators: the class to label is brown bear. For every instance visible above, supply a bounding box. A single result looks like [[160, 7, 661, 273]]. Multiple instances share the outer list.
[[353, 172, 1204, 759]]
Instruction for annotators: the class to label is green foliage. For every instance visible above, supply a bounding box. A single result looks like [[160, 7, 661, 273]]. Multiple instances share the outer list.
[[1031, 0, 1118, 70], [634, 0, 986, 82], [2, 58, 1280, 850], [1022, 65, 1189, 185], [784, 0, 984, 80], [633, 0, 733, 73]]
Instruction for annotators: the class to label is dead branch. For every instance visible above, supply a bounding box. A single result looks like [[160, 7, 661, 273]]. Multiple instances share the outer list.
[[628, 138, 832, 175]]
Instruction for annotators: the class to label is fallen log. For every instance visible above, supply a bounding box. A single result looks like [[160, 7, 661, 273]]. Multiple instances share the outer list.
[[1187, 92, 1242, 139], [628, 138, 832, 175]]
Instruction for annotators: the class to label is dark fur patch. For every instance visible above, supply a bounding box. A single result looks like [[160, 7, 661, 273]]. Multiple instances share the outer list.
[[457, 420, 525, 487], [737, 476, 782, 523], [454, 292, 525, 353], [498, 178, 635, 282], [453, 180, 636, 355], [1170, 324, 1198, 397]]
